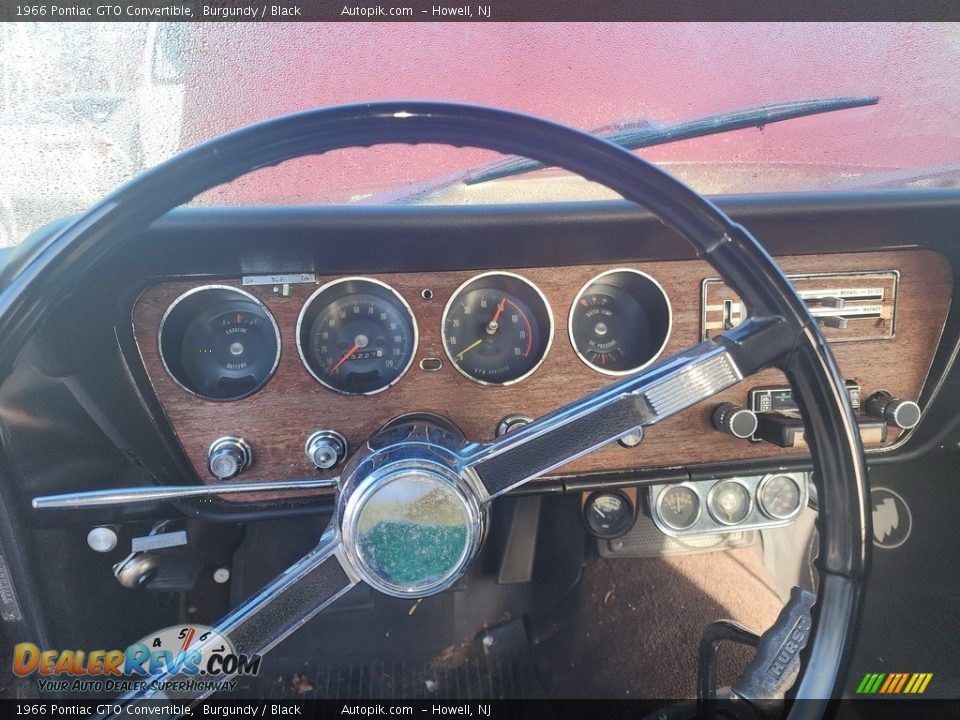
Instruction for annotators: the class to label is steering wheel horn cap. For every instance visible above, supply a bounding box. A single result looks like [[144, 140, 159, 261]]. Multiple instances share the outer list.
[[338, 417, 488, 598]]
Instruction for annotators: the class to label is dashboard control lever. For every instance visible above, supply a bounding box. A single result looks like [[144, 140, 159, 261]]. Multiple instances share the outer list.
[[865, 390, 921, 430], [711, 403, 758, 439], [817, 314, 848, 329], [305, 430, 348, 470], [207, 436, 253, 480]]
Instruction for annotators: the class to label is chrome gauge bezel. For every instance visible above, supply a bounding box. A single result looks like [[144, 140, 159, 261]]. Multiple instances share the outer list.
[[649, 472, 810, 538], [756, 473, 804, 521], [296, 276, 419, 396], [655, 483, 702, 531], [157, 284, 282, 402], [567, 267, 673, 377], [706, 479, 755, 526], [440, 270, 555, 387]]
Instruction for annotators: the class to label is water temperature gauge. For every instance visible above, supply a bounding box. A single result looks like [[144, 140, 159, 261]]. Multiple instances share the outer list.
[[568, 269, 671, 376]]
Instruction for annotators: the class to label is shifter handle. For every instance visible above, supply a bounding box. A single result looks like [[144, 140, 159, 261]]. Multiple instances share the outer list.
[[731, 586, 816, 701]]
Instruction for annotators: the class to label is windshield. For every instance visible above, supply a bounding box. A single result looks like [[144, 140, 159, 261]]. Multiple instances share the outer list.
[[2, 22, 959, 246]]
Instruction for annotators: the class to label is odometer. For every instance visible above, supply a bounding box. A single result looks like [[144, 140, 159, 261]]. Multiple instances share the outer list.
[[297, 278, 417, 396], [442, 272, 553, 386]]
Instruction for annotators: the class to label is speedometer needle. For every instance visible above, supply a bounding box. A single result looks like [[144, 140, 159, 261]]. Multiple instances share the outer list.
[[329, 343, 359, 374]]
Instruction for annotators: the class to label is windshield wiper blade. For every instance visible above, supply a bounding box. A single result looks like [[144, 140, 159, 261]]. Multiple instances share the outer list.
[[464, 96, 879, 186], [358, 96, 880, 206]]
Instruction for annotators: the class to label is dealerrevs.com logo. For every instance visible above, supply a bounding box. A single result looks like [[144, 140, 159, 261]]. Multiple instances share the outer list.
[[12, 625, 260, 694]]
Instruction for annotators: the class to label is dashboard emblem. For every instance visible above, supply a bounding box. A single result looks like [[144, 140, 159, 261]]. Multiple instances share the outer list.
[[870, 487, 912, 549]]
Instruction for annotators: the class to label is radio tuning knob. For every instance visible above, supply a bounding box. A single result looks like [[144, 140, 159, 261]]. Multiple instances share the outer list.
[[864, 391, 921, 430], [207, 437, 253, 480], [712, 403, 759, 439]]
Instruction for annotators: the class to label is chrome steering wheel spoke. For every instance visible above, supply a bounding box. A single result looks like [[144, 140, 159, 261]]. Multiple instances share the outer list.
[[460, 316, 793, 499], [120, 529, 358, 704]]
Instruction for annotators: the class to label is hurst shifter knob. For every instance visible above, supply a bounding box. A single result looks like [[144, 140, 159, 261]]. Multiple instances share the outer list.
[[865, 391, 921, 430], [712, 403, 758, 439]]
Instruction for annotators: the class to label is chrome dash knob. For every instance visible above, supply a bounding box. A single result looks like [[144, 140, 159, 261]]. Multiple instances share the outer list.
[[712, 403, 759, 439], [865, 391, 921, 430], [207, 437, 253, 480], [305, 430, 348, 470]]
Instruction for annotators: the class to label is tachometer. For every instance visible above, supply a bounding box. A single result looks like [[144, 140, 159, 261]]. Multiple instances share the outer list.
[[297, 277, 417, 396], [158, 286, 281, 401], [442, 272, 553, 386], [568, 268, 671, 376]]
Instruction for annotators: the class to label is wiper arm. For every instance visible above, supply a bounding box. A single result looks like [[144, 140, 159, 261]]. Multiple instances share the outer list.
[[464, 96, 879, 186]]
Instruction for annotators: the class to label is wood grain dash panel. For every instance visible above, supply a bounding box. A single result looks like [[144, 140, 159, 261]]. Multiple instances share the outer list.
[[132, 250, 951, 502]]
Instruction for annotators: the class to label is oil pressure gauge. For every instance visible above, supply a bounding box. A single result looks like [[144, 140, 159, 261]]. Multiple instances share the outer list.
[[656, 485, 701, 531]]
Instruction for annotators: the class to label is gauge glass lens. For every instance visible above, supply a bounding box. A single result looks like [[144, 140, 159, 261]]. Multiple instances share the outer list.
[[569, 270, 671, 376], [299, 279, 416, 395], [442, 273, 552, 385], [584, 491, 635, 538], [658, 485, 701, 530], [758, 475, 802, 520], [159, 287, 280, 401], [708, 480, 753, 526]]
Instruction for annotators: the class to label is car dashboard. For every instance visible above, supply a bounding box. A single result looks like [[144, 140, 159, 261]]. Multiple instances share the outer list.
[[4, 191, 959, 539]]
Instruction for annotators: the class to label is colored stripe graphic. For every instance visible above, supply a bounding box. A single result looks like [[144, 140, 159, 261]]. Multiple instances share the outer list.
[[857, 672, 932, 694]]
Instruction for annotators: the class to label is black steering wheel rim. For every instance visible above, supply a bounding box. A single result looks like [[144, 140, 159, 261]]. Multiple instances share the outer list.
[[0, 102, 869, 710]]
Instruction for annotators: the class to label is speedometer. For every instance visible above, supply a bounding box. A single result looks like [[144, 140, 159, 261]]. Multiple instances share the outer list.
[[297, 278, 418, 396]]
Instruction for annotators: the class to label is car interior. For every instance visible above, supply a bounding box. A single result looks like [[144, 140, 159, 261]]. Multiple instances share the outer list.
[[1, 21, 958, 720]]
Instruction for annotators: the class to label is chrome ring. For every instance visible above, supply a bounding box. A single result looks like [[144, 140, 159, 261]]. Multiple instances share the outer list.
[[156, 284, 282, 402], [568, 267, 672, 377], [706, 478, 755, 527], [655, 483, 702, 531], [440, 270, 554, 387], [296, 276, 419, 396]]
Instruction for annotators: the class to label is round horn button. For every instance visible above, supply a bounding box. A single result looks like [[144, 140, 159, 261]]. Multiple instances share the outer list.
[[352, 470, 473, 597]]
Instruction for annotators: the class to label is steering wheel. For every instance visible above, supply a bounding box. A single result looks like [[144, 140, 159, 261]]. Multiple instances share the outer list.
[[0, 103, 869, 715]]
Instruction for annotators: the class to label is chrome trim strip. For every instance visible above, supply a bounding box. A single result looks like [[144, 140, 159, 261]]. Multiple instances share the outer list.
[[32, 477, 339, 509], [462, 340, 743, 497]]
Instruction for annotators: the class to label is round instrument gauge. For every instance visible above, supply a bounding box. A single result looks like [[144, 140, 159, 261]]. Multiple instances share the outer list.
[[583, 490, 636, 539], [568, 269, 671, 376], [707, 480, 753, 526], [442, 272, 553, 386], [297, 278, 417, 396], [758, 474, 803, 520], [159, 286, 281, 401], [657, 485, 701, 531]]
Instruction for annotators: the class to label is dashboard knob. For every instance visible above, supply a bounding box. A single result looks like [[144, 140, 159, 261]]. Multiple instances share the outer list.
[[864, 391, 921, 430], [496, 414, 533, 438], [207, 436, 253, 480], [712, 403, 758, 439], [305, 430, 348, 470]]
